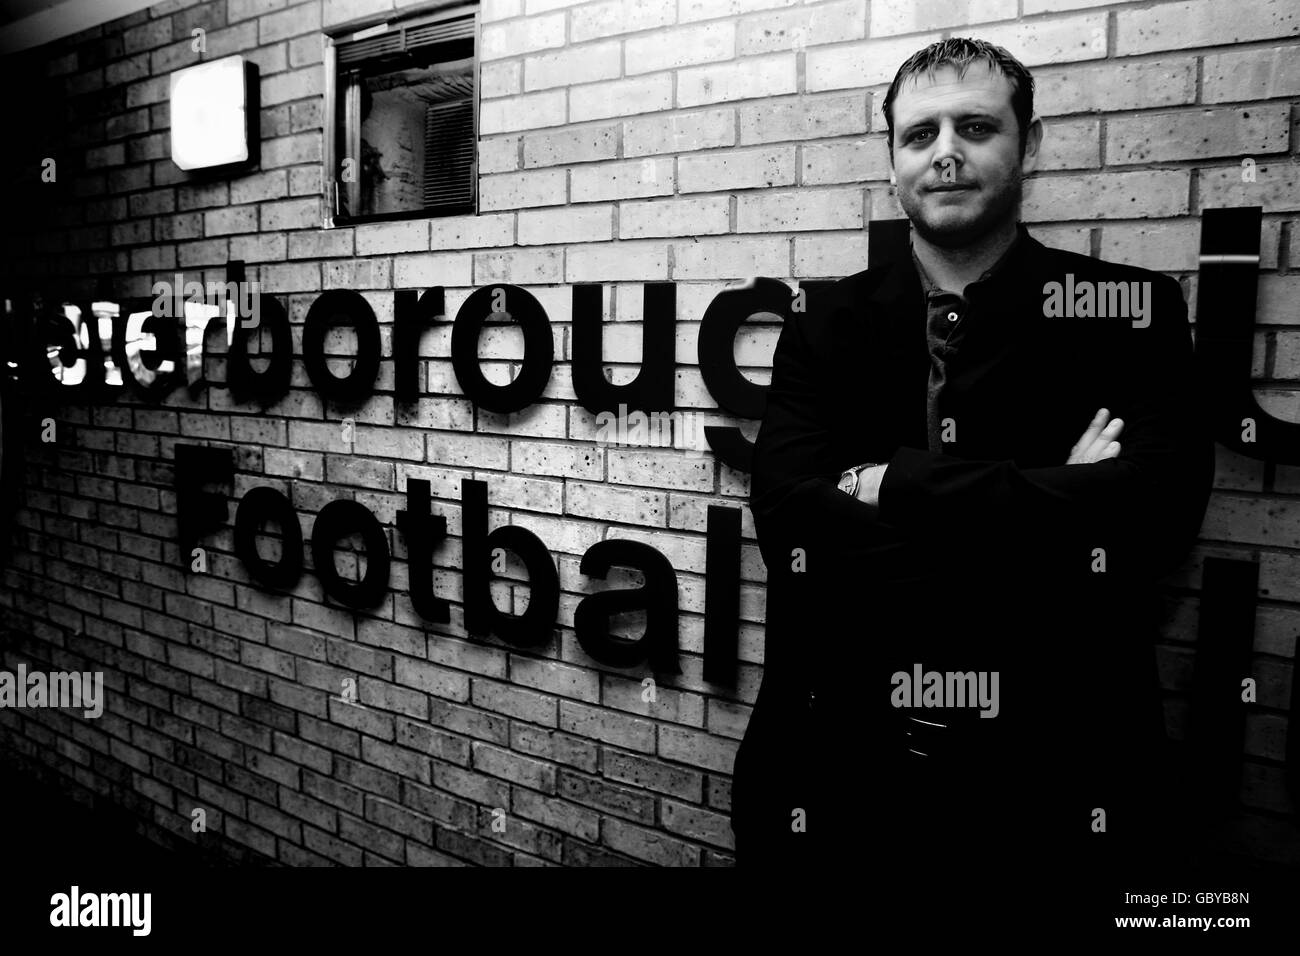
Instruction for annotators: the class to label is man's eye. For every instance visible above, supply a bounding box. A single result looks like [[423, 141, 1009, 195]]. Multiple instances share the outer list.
[[908, 130, 934, 143], [964, 124, 991, 135]]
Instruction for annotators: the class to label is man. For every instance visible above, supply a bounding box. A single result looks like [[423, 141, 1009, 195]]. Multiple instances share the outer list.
[[731, 38, 1213, 895]]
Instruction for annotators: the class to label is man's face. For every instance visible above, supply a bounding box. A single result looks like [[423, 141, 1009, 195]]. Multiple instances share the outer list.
[[888, 63, 1039, 248]]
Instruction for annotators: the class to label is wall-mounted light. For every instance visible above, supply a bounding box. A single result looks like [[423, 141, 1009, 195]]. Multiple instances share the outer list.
[[169, 55, 260, 172]]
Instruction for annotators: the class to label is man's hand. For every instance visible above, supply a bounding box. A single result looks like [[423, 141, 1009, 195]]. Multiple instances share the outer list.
[[854, 464, 888, 506], [1067, 408, 1124, 464]]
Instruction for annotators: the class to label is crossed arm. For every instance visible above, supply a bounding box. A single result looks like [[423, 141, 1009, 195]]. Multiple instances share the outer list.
[[750, 278, 1213, 588], [853, 407, 1127, 506]]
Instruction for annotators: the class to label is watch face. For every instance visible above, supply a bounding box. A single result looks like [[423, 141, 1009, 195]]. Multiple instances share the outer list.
[[837, 472, 854, 494]]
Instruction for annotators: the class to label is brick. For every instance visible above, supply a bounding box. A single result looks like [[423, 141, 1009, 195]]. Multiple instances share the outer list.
[[524, 41, 621, 91], [391, 252, 473, 288], [677, 54, 797, 107], [480, 168, 567, 211], [1036, 119, 1100, 172], [518, 205, 614, 245], [557, 769, 655, 823], [671, 236, 789, 280], [661, 799, 734, 849], [736, 187, 863, 233], [964, 13, 1109, 65], [472, 248, 565, 286], [1116, 0, 1300, 57], [572, 159, 675, 202], [802, 137, 890, 184], [523, 125, 618, 169], [205, 206, 258, 236], [472, 680, 558, 725], [559, 700, 656, 752], [1106, 107, 1288, 165], [658, 725, 738, 773], [321, 0, 392, 28], [679, 146, 795, 193], [481, 89, 567, 134], [511, 787, 599, 840], [1203, 45, 1300, 102], [566, 241, 668, 282], [355, 220, 430, 255], [571, 1, 674, 43], [481, 13, 566, 60], [430, 213, 515, 249], [1035, 59, 1197, 116], [740, 0, 865, 54], [571, 74, 674, 124], [481, 60, 521, 99], [260, 2, 322, 43], [628, 21, 734, 73], [739, 92, 866, 145], [624, 108, 734, 158], [603, 817, 700, 866], [472, 742, 557, 792], [1023, 171, 1190, 221], [604, 749, 703, 800], [807, 34, 943, 91]]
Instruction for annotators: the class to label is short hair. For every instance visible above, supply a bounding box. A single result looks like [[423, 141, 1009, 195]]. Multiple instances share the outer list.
[[881, 38, 1035, 156]]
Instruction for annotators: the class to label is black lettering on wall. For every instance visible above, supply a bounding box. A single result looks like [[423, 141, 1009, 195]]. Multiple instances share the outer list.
[[303, 289, 381, 404], [311, 498, 390, 609], [174, 444, 233, 561], [571, 282, 676, 415], [1195, 206, 1300, 464], [228, 293, 293, 405], [397, 478, 450, 623], [575, 538, 680, 673], [395, 287, 444, 402], [234, 486, 303, 590], [461, 478, 559, 647], [451, 284, 553, 413]]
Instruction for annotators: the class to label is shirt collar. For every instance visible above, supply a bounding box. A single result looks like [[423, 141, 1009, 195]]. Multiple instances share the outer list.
[[910, 224, 1028, 300]]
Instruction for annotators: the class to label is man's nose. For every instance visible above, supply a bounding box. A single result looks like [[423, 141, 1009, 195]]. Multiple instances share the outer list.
[[931, 127, 962, 174]]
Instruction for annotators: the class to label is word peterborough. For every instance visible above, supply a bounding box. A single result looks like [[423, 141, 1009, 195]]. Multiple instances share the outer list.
[[9, 273, 813, 683]]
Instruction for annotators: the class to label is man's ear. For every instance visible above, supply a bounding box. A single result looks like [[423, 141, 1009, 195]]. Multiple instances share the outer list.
[[1020, 114, 1044, 177]]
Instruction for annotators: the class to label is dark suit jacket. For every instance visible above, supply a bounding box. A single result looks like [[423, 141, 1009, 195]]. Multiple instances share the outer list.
[[732, 226, 1214, 872]]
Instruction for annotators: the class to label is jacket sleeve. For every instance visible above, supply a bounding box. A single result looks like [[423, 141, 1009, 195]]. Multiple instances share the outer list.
[[876, 274, 1213, 583], [750, 293, 935, 587]]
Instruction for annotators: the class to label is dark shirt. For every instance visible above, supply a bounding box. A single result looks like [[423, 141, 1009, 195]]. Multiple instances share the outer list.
[[904, 228, 1025, 757], [912, 228, 1025, 455]]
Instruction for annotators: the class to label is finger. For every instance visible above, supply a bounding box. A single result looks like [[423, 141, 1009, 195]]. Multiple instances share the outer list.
[[1083, 419, 1124, 458], [1073, 408, 1109, 454]]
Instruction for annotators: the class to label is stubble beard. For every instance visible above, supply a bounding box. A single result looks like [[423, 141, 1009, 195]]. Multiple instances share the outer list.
[[899, 168, 1024, 250]]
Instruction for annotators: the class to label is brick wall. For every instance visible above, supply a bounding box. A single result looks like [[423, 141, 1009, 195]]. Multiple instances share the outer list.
[[0, 0, 1297, 867]]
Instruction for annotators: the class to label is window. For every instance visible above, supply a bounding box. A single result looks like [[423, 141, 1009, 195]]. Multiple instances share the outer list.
[[324, 4, 478, 226]]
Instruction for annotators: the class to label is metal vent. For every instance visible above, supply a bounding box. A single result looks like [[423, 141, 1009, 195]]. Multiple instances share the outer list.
[[337, 13, 475, 64], [336, 33, 402, 65], [423, 99, 474, 211], [406, 16, 475, 50]]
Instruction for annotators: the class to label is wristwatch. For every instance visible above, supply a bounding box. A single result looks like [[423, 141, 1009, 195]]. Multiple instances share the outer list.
[[837, 462, 877, 497]]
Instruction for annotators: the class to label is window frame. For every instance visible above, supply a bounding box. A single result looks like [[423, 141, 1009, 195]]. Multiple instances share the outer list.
[[321, 1, 481, 229]]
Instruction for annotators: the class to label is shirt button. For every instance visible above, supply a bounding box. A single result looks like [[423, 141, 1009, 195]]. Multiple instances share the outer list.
[[947, 311, 959, 323]]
